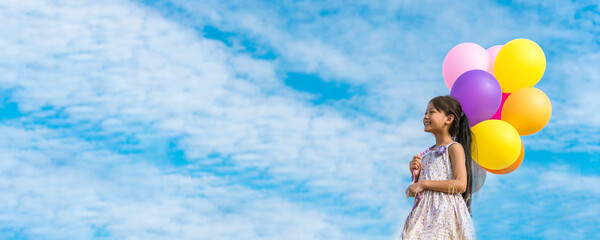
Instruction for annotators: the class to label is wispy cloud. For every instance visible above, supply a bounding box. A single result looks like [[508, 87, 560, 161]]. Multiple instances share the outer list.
[[154, 0, 600, 149], [473, 164, 600, 239], [0, 0, 424, 238], [0, 124, 352, 239], [1, 0, 599, 239]]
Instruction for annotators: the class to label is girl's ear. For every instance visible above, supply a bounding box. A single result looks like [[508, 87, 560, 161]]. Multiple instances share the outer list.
[[445, 114, 455, 125]]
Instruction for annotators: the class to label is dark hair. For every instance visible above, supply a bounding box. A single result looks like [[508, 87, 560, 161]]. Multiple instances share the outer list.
[[429, 95, 473, 214]]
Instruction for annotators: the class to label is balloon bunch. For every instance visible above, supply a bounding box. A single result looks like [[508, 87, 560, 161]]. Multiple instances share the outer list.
[[442, 39, 552, 175]]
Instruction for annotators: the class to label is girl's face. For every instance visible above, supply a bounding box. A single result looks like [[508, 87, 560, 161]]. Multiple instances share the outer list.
[[423, 102, 453, 133]]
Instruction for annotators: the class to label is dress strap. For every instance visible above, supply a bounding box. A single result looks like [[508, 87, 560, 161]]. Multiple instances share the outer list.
[[446, 142, 458, 148]]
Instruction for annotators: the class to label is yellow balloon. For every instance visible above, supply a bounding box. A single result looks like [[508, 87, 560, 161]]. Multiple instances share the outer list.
[[471, 120, 522, 170], [494, 39, 546, 93], [484, 142, 524, 175], [501, 87, 552, 135]]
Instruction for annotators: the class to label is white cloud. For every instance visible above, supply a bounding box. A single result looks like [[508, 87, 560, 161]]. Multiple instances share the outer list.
[[1, 0, 599, 239], [0, 0, 429, 238], [156, 0, 600, 151], [472, 164, 600, 239], [0, 124, 353, 239]]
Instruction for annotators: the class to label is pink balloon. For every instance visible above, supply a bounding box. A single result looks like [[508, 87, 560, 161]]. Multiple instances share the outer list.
[[486, 45, 503, 75], [490, 92, 511, 120], [442, 43, 490, 90]]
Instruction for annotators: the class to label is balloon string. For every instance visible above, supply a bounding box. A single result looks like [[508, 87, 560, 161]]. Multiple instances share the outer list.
[[404, 148, 432, 232], [412, 149, 430, 205]]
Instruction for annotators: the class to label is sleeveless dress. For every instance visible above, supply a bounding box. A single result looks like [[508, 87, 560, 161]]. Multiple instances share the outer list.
[[402, 142, 475, 240]]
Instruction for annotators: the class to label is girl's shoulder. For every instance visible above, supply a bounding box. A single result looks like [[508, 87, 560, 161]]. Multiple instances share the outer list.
[[447, 142, 464, 153]]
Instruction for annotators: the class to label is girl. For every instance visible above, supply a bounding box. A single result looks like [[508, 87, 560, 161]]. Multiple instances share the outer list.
[[402, 95, 475, 239]]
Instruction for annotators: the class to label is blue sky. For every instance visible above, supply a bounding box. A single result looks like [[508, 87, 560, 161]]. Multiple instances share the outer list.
[[0, 0, 599, 239]]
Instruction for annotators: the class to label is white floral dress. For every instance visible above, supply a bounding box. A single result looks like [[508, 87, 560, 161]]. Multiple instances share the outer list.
[[402, 142, 475, 240]]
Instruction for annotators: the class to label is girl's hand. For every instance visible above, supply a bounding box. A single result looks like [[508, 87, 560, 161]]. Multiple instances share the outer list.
[[405, 182, 424, 198], [409, 155, 422, 176]]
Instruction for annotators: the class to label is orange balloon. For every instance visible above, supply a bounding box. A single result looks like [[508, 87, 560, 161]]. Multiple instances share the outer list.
[[484, 142, 524, 175], [501, 87, 552, 135]]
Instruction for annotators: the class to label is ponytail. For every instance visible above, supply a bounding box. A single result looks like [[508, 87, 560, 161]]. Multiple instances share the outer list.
[[455, 111, 473, 215]]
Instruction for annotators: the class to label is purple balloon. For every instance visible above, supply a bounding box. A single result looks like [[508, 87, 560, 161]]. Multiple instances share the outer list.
[[450, 70, 502, 127]]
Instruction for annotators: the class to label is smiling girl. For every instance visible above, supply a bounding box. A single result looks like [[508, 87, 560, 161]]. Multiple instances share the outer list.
[[402, 95, 475, 239]]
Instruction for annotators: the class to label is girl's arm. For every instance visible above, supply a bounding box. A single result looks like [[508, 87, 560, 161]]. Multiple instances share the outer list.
[[420, 143, 468, 194]]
